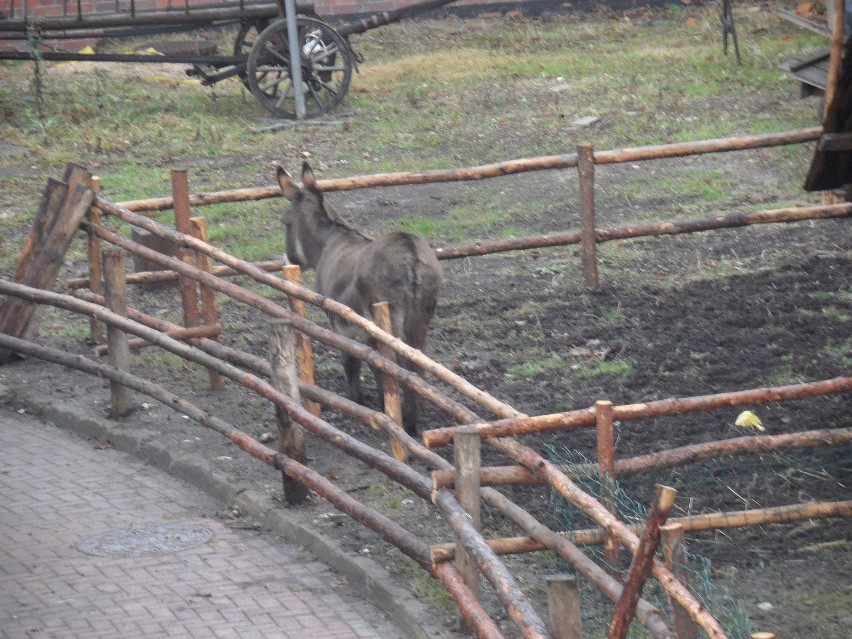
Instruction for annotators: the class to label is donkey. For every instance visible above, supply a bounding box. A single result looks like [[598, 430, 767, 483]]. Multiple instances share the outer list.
[[277, 162, 443, 435]]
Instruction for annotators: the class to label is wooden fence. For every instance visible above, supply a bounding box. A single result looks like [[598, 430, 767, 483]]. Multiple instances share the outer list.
[[0, 121, 849, 639]]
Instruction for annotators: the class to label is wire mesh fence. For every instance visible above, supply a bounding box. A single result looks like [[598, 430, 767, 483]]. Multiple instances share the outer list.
[[544, 442, 852, 638]]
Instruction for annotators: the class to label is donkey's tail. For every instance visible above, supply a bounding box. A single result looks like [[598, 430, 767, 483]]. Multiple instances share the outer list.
[[400, 261, 442, 436]]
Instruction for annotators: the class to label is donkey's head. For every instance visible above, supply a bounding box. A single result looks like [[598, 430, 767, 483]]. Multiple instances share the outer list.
[[277, 162, 358, 269]]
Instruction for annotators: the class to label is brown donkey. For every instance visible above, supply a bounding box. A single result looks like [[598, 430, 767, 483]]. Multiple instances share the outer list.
[[277, 162, 443, 435]]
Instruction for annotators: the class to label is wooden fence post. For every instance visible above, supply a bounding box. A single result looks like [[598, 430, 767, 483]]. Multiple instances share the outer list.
[[454, 426, 481, 627], [608, 484, 678, 639], [268, 318, 309, 505], [661, 523, 701, 639], [577, 142, 599, 289], [189, 216, 224, 390], [102, 249, 133, 417], [597, 399, 620, 576], [87, 176, 104, 345], [282, 265, 321, 418], [546, 575, 583, 639], [371, 301, 408, 462], [171, 169, 200, 330]]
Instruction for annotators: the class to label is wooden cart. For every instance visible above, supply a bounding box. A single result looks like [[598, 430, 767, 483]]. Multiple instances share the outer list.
[[0, 0, 458, 119]]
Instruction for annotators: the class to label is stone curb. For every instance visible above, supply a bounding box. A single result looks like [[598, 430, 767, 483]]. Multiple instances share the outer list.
[[3, 384, 452, 639]]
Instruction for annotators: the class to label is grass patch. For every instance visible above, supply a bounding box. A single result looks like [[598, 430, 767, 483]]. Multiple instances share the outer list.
[[575, 359, 633, 378], [507, 357, 566, 377]]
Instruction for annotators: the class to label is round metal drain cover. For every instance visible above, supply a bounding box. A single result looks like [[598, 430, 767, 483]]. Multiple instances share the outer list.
[[79, 523, 213, 557]]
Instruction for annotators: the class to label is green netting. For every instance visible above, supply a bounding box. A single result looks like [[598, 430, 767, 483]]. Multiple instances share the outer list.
[[544, 445, 761, 639], [543, 440, 852, 637]]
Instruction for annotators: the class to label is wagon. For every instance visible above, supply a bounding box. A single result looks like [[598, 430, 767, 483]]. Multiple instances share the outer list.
[[0, 0, 458, 119]]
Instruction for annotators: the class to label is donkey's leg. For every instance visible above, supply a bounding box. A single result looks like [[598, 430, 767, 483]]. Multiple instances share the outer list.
[[342, 353, 364, 405], [367, 363, 386, 412]]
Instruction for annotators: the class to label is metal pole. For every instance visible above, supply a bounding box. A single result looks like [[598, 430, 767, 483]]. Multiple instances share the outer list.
[[283, 0, 306, 120]]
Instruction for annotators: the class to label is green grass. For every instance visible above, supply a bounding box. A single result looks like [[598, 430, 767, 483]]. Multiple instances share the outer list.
[[507, 357, 566, 377], [575, 359, 634, 378]]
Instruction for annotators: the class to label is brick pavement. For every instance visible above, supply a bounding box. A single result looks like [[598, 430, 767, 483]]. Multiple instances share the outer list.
[[0, 408, 408, 639]]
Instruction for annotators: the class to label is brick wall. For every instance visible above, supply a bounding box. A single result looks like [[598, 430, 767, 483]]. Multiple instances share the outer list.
[[2, 0, 534, 21], [1, 0, 556, 49]]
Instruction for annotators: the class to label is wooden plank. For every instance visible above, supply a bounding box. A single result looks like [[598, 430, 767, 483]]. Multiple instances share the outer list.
[[0, 170, 94, 362], [817, 131, 852, 151], [546, 575, 583, 639], [774, 9, 831, 37]]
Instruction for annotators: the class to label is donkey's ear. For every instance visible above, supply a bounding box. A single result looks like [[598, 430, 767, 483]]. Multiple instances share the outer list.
[[276, 166, 299, 201], [301, 162, 317, 190]]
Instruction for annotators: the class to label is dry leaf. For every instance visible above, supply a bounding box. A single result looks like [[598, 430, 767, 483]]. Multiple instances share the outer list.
[[735, 410, 765, 431], [794, 2, 814, 17]]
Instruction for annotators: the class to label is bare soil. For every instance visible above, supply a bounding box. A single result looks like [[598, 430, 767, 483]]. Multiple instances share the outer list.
[[1, 7, 850, 638]]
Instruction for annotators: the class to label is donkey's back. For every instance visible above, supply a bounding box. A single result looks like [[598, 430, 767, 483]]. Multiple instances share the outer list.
[[318, 231, 441, 347]]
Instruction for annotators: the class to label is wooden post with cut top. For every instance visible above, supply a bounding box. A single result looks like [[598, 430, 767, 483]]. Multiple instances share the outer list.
[[283, 265, 321, 418], [268, 318, 309, 504], [577, 142, 599, 289], [597, 399, 620, 576], [189, 216, 224, 390], [661, 523, 702, 639], [171, 169, 200, 330], [546, 574, 583, 639], [102, 249, 133, 417], [454, 426, 481, 629], [607, 484, 678, 639], [372, 301, 408, 462]]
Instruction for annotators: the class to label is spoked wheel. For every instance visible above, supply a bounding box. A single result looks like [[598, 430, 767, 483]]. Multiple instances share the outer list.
[[233, 19, 271, 87], [247, 17, 352, 119]]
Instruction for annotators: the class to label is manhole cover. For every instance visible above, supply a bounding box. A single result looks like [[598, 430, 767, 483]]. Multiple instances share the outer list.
[[79, 523, 213, 557]]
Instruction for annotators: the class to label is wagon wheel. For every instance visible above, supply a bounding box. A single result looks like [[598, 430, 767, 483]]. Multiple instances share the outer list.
[[247, 17, 352, 120], [233, 18, 271, 86]]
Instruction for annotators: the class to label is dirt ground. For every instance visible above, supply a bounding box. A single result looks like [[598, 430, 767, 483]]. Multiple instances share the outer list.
[[1, 7, 851, 637]]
